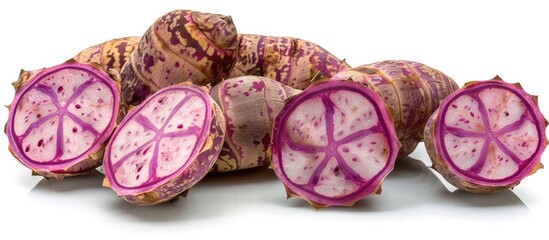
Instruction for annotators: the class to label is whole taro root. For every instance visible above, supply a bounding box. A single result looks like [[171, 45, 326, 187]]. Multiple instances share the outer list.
[[424, 77, 547, 193], [6, 61, 120, 180], [210, 76, 300, 172], [229, 34, 350, 90], [270, 80, 400, 208], [331, 60, 459, 156], [120, 9, 239, 111], [13, 37, 140, 92], [102, 84, 225, 205]]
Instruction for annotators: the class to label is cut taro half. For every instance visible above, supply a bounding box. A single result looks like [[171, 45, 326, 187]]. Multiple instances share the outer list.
[[424, 77, 547, 193], [6, 61, 120, 180], [270, 80, 400, 208], [102, 84, 225, 205]]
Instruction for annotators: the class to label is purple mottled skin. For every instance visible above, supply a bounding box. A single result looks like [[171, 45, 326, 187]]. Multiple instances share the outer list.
[[424, 78, 547, 193], [229, 34, 350, 90], [210, 76, 300, 172], [120, 9, 238, 113], [6, 61, 120, 180], [331, 60, 458, 157], [103, 84, 225, 205], [270, 80, 400, 208]]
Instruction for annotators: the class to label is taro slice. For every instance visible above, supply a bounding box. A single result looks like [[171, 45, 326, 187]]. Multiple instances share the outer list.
[[6, 61, 120, 179], [102, 84, 225, 205], [426, 78, 547, 192], [270, 80, 400, 208]]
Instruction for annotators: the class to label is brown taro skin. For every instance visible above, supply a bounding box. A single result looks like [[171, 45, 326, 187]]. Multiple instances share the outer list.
[[13, 37, 140, 92], [424, 78, 547, 193], [209, 76, 301, 172], [230, 34, 350, 90], [12, 69, 43, 92], [331, 60, 458, 157], [74, 36, 140, 73], [120, 9, 239, 111]]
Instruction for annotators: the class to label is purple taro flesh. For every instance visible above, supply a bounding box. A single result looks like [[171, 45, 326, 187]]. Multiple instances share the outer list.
[[6, 61, 120, 180], [102, 84, 225, 205], [270, 80, 400, 208], [424, 77, 547, 193]]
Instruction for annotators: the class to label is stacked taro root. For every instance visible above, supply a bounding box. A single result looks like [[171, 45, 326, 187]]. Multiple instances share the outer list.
[[5, 9, 547, 207]]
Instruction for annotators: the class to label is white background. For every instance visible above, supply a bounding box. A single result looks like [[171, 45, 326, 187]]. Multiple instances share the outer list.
[[0, 0, 547, 239]]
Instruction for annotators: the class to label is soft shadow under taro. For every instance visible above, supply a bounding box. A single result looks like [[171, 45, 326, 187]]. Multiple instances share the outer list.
[[26, 157, 530, 219]]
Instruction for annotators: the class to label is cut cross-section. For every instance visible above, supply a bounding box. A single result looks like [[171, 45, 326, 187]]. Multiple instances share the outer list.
[[6, 61, 120, 180], [271, 80, 400, 208], [102, 84, 225, 205], [424, 78, 547, 193]]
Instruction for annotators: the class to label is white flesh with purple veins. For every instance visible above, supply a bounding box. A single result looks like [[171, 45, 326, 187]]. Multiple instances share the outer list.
[[285, 97, 328, 146], [9, 65, 117, 169], [440, 86, 539, 182], [275, 82, 398, 203], [107, 89, 208, 191]]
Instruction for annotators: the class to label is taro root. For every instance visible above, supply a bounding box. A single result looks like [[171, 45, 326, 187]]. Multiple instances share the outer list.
[[102, 84, 225, 205], [229, 34, 350, 90], [120, 9, 238, 111], [331, 60, 459, 156], [424, 77, 547, 193], [210, 76, 300, 172], [270, 80, 400, 208], [13, 37, 140, 92], [5, 61, 120, 180]]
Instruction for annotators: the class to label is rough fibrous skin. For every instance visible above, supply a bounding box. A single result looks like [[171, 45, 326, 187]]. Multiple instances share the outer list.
[[12, 69, 42, 92], [6, 61, 120, 180], [74, 36, 140, 73], [209, 76, 300, 172], [331, 60, 458, 156], [424, 77, 547, 193], [13, 37, 140, 92], [120, 9, 238, 111], [229, 34, 350, 90], [270, 80, 400, 208], [102, 84, 225, 205]]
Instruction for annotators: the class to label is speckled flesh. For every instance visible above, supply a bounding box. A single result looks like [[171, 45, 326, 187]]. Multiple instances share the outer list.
[[210, 76, 300, 172], [6, 61, 120, 180], [270, 80, 400, 208], [229, 34, 350, 90], [120, 10, 238, 109], [331, 60, 458, 156], [102, 84, 225, 205], [424, 78, 547, 193]]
